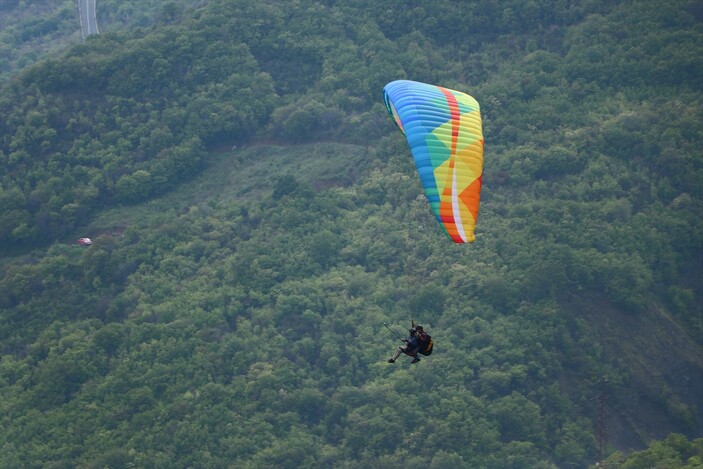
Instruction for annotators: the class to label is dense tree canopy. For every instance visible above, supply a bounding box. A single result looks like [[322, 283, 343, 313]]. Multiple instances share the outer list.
[[0, 0, 702, 467]]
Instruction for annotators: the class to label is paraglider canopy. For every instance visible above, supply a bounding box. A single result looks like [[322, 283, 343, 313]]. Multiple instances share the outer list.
[[77, 237, 93, 246], [383, 80, 484, 243]]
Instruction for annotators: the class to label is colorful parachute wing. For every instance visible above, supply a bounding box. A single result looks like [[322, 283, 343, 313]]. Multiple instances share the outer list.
[[383, 80, 484, 243]]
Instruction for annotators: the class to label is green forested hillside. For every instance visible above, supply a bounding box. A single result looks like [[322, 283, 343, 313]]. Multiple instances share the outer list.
[[1, 0, 702, 467], [0, 0, 78, 82], [0, 0, 202, 84]]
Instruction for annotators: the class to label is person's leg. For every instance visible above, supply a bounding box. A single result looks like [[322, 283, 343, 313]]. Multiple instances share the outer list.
[[388, 346, 405, 362]]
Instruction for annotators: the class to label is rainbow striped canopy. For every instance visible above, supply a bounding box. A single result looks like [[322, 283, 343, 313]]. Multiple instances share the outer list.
[[383, 80, 484, 243]]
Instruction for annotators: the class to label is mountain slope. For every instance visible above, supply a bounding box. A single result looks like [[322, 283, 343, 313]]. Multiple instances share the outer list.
[[0, 0, 701, 467], [570, 295, 703, 449]]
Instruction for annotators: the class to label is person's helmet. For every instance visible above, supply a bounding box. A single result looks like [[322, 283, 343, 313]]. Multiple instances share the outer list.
[[416, 325, 424, 332]]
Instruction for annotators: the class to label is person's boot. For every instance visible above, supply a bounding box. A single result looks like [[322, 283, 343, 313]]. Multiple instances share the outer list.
[[387, 358, 395, 363], [411, 357, 420, 364]]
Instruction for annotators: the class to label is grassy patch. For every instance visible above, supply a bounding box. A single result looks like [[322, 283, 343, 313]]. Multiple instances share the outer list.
[[89, 142, 370, 232]]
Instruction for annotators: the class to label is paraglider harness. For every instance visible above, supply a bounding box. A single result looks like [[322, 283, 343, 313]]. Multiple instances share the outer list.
[[384, 322, 433, 356], [412, 321, 433, 356], [417, 331, 433, 356]]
